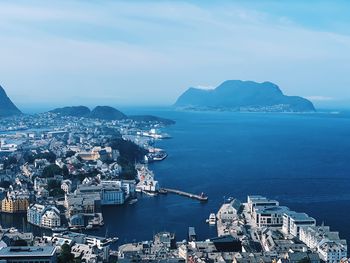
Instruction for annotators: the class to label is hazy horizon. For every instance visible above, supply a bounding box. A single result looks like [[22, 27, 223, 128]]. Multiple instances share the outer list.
[[1, 1, 350, 108]]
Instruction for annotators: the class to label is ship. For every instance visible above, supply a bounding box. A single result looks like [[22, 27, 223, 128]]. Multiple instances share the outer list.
[[142, 129, 171, 140], [147, 150, 168, 162], [207, 213, 216, 225]]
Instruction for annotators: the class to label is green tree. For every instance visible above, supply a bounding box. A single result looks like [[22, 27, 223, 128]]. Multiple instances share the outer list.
[[58, 244, 74, 263], [298, 257, 311, 263], [42, 164, 62, 178], [109, 138, 147, 180], [62, 165, 69, 178], [47, 179, 65, 197]]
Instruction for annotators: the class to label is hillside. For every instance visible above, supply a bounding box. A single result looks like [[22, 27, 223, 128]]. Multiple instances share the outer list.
[[0, 85, 22, 117]]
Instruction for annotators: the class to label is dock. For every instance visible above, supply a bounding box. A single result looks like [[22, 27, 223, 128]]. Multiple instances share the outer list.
[[160, 188, 208, 202]]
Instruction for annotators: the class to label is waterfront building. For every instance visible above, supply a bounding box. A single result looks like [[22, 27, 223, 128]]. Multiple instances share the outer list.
[[75, 182, 126, 205], [0, 246, 57, 263], [1, 191, 29, 213], [69, 214, 85, 227], [100, 185, 124, 205], [41, 207, 61, 228], [65, 192, 100, 217], [282, 212, 316, 237], [27, 204, 61, 228]]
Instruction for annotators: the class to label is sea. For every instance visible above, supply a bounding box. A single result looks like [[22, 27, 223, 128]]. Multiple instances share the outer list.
[[2, 107, 350, 247]]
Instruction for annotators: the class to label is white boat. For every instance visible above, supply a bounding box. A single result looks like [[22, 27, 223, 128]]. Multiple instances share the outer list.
[[208, 213, 216, 225], [128, 199, 138, 205]]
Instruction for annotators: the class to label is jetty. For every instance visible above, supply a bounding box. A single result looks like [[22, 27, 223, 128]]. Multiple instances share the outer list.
[[160, 188, 208, 202]]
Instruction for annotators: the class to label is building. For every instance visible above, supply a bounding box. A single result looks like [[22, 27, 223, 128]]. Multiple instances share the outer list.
[[282, 212, 316, 237], [1, 191, 29, 213], [27, 204, 61, 228], [41, 208, 61, 228], [75, 183, 125, 206], [101, 186, 124, 205], [317, 240, 347, 263], [287, 252, 320, 263], [61, 179, 72, 194], [65, 193, 100, 217], [300, 225, 347, 263], [253, 206, 290, 228], [247, 195, 279, 214], [0, 246, 57, 263]]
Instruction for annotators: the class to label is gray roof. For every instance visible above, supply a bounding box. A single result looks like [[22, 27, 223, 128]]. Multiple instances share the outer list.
[[0, 246, 56, 257]]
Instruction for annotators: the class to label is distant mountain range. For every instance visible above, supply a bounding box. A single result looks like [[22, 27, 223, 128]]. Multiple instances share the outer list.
[[0, 85, 174, 124], [174, 80, 315, 112], [50, 105, 175, 125], [0, 85, 22, 117]]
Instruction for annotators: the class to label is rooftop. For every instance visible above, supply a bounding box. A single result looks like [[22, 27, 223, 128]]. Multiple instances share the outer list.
[[0, 246, 56, 257]]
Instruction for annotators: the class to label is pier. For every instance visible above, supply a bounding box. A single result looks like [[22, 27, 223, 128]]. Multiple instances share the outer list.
[[160, 188, 208, 202]]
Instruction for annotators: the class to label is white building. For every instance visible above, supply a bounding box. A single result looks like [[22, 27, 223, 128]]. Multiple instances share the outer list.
[[253, 206, 290, 228], [300, 225, 347, 263], [41, 207, 61, 228], [317, 240, 347, 263], [247, 195, 279, 214], [282, 211, 316, 237], [27, 204, 61, 228], [61, 179, 72, 193]]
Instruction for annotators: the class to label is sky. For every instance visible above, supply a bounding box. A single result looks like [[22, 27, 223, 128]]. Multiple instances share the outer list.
[[1, 0, 350, 109]]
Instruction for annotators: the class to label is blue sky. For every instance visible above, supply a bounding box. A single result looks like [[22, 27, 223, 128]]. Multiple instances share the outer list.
[[1, 0, 350, 108]]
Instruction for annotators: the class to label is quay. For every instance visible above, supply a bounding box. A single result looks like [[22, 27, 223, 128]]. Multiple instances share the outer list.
[[160, 188, 208, 202]]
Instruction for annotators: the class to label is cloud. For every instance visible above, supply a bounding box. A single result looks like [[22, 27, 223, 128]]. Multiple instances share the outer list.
[[0, 1, 350, 105]]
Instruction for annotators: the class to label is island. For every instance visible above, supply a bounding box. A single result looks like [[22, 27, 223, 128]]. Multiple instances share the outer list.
[[50, 105, 175, 125], [174, 80, 315, 112]]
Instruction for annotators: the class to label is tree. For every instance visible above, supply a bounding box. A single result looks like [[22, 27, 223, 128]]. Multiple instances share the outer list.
[[298, 257, 311, 263], [58, 244, 75, 263], [109, 138, 147, 180], [47, 179, 65, 197], [42, 164, 62, 178], [62, 165, 69, 178]]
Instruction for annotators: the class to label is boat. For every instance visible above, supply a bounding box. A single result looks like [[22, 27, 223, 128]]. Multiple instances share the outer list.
[[128, 198, 138, 205], [85, 224, 94, 230], [52, 227, 68, 233], [142, 190, 158, 197], [147, 151, 168, 162], [208, 213, 216, 225]]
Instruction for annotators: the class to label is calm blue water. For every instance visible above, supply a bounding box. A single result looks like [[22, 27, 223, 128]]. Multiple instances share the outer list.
[[101, 109, 350, 245], [2, 108, 350, 247]]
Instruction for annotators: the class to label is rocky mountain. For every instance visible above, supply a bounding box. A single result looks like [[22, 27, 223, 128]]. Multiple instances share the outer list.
[[0, 85, 22, 117], [174, 80, 315, 112]]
